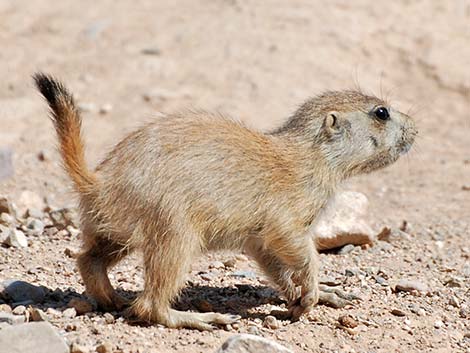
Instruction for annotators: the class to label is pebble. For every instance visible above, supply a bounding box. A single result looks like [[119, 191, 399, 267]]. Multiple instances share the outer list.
[[0, 212, 15, 225], [215, 334, 293, 353], [3, 229, 28, 248], [338, 315, 358, 328], [12, 305, 26, 315], [263, 315, 281, 329], [70, 342, 89, 353], [68, 298, 93, 315], [99, 104, 113, 115], [209, 261, 225, 269], [0, 197, 14, 216], [141, 47, 161, 55], [434, 320, 444, 329], [223, 258, 237, 268], [0, 148, 14, 181], [78, 103, 97, 113], [18, 190, 44, 217], [0, 321, 69, 353], [230, 270, 257, 279], [449, 295, 460, 308], [338, 244, 355, 255], [64, 247, 79, 258], [95, 341, 113, 353], [49, 208, 75, 230], [391, 309, 407, 317], [62, 307, 77, 319], [103, 312, 115, 324], [26, 208, 44, 219], [459, 306, 469, 318], [395, 279, 428, 293], [1, 280, 46, 303], [0, 312, 25, 325], [247, 325, 260, 335], [0, 304, 12, 313], [444, 276, 463, 288], [29, 307, 49, 322], [26, 218, 45, 236]]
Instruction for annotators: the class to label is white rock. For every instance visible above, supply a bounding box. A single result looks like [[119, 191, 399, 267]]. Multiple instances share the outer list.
[[4, 229, 28, 248], [312, 191, 375, 251], [0, 322, 69, 353], [17, 191, 45, 217], [215, 334, 293, 353]]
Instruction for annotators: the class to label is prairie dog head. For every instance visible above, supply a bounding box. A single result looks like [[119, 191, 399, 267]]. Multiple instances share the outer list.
[[274, 90, 417, 178]]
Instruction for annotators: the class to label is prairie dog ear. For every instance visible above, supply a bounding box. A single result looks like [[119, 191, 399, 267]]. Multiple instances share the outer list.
[[323, 111, 342, 134]]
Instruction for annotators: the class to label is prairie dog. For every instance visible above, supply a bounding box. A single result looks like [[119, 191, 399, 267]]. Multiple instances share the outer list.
[[34, 73, 417, 330]]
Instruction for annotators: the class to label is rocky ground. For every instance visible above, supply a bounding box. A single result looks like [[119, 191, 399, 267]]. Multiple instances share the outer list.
[[0, 1, 469, 352]]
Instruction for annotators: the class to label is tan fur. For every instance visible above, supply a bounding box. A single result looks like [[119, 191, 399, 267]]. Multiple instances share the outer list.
[[34, 74, 417, 330]]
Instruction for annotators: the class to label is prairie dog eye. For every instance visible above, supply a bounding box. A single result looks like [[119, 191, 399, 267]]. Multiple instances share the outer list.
[[374, 107, 390, 121]]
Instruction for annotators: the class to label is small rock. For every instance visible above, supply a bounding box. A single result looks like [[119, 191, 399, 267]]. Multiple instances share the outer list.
[[0, 304, 12, 313], [215, 334, 293, 353], [247, 325, 260, 335], [78, 102, 97, 113], [26, 208, 44, 219], [0, 312, 25, 325], [263, 315, 280, 329], [230, 270, 257, 279], [66, 226, 80, 237], [37, 150, 48, 162], [3, 229, 28, 248], [395, 279, 428, 294], [103, 312, 114, 324], [64, 247, 79, 258], [95, 341, 113, 353], [12, 305, 25, 315], [462, 185, 470, 191], [99, 104, 112, 115], [0, 197, 13, 215], [141, 47, 161, 55], [192, 299, 213, 313], [18, 190, 45, 217], [0, 147, 14, 181], [313, 191, 375, 250], [0, 322, 69, 353], [68, 298, 93, 315], [391, 309, 407, 317], [449, 295, 460, 308], [29, 308, 48, 322], [70, 342, 89, 353], [209, 261, 225, 269], [26, 218, 45, 236], [0, 213, 15, 225], [62, 307, 77, 319], [0, 280, 46, 304], [434, 320, 444, 329], [444, 277, 463, 288], [338, 315, 358, 328], [337, 244, 355, 255], [223, 258, 237, 268], [48, 208, 76, 230], [459, 306, 469, 319]]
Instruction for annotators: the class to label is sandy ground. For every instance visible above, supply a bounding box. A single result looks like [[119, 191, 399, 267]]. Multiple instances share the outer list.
[[0, 0, 469, 352]]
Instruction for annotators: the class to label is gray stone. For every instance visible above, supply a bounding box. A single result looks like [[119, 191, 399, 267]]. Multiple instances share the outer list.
[[312, 191, 375, 251], [395, 279, 428, 294], [0, 312, 25, 325], [3, 229, 28, 248], [215, 334, 293, 353], [0, 148, 14, 181], [1, 280, 46, 303], [26, 219, 44, 236], [0, 322, 69, 353]]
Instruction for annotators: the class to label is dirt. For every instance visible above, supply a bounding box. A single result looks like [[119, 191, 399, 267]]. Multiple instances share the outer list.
[[0, 1, 469, 352]]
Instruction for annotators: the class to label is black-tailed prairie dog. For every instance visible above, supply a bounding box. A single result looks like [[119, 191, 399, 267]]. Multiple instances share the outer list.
[[34, 73, 417, 330]]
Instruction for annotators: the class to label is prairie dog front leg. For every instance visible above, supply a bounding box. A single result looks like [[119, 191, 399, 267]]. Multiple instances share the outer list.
[[263, 232, 320, 319]]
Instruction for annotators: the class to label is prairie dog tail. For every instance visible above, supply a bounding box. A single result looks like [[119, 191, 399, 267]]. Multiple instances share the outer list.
[[33, 73, 96, 193]]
